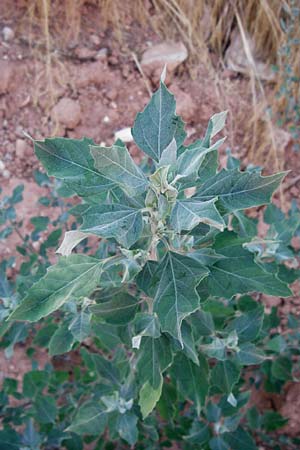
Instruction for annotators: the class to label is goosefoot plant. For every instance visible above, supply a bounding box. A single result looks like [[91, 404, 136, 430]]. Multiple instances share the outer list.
[[9, 71, 293, 448]]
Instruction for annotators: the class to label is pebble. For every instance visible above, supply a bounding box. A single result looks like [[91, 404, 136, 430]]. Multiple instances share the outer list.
[[2, 26, 14, 41], [51, 98, 82, 129], [114, 127, 133, 143]]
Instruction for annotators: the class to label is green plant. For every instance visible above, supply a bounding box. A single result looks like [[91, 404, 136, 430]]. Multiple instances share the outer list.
[[4, 73, 300, 449]]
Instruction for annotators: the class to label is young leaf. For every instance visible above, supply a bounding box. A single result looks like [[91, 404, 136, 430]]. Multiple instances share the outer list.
[[66, 401, 107, 435], [34, 137, 115, 196], [151, 252, 209, 344], [193, 169, 286, 213], [227, 306, 264, 343], [9, 255, 105, 322], [33, 395, 57, 424], [235, 343, 266, 365], [139, 377, 163, 419], [117, 411, 138, 446], [81, 204, 143, 248], [132, 82, 184, 162], [203, 111, 228, 147], [170, 198, 225, 232], [90, 143, 148, 197], [69, 310, 91, 342], [198, 232, 292, 299], [56, 230, 89, 256]]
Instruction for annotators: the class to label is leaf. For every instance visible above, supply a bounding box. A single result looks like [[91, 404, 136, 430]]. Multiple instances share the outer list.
[[184, 420, 210, 445], [133, 313, 161, 339], [170, 198, 225, 232], [176, 138, 225, 183], [69, 310, 91, 342], [49, 323, 75, 356], [271, 356, 293, 381], [139, 377, 163, 419], [90, 143, 148, 197], [90, 292, 140, 325], [180, 321, 199, 364], [66, 401, 107, 435], [193, 169, 286, 213], [151, 252, 208, 344], [33, 395, 57, 424], [223, 427, 257, 450], [227, 306, 264, 343], [189, 310, 215, 339], [236, 343, 266, 365], [0, 429, 20, 450], [137, 335, 173, 388], [9, 255, 105, 321], [170, 353, 209, 415], [203, 111, 228, 146], [132, 82, 183, 162], [56, 230, 89, 256], [34, 137, 115, 196], [209, 436, 230, 450], [117, 411, 138, 446], [81, 349, 121, 387], [197, 231, 292, 299], [158, 138, 177, 167], [81, 204, 143, 248], [23, 370, 49, 398], [211, 360, 240, 394]]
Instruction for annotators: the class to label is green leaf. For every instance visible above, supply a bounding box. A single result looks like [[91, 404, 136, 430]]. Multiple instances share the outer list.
[[33, 395, 57, 424], [184, 420, 210, 445], [90, 292, 140, 325], [198, 232, 292, 299], [132, 82, 184, 162], [158, 138, 177, 167], [209, 436, 230, 450], [203, 111, 228, 147], [49, 322, 75, 356], [81, 204, 143, 248], [133, 313, 161, 339], [81, 349, 121, 387], [236, 343, 266, 365], [66, 401, 107, 435], [34, 137, 115, 196], [69, 310, 91, 342], [211, 360, 240, 394], [227, 306, 264, 343], [170, 353, 209, 414], [0, 428, 20, 450], [9, 255, 105, 321], [137, 336, 173, 388], [261, 411, 288, 431], [189, 310, 215, 339], [193, 169, 286, 213], [23, 370, 49, 398], [90, 143, 148, 197], [56, 230, 89, 256], [266, 335, 287, 353], [176, 138, 225, 183], [188, 248, 225, 266], [271, 356, 293, 381], [117, 411, 138, 446], [139, 377, 163, 419], [223, 427, 257, 450], [170, 198, 225, 232], [151, 251, 209, 344]]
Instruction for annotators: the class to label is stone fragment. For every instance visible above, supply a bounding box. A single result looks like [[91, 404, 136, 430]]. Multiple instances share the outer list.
[[15, 139, 29, 158], [51, 98, 81, 129], [114, 128, 133, 143], [0, 61, 15, 94], [2, 26, 14, 41]]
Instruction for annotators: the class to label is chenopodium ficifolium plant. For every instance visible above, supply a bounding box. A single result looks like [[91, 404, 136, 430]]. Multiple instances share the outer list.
[[9, 72, 293, 447]]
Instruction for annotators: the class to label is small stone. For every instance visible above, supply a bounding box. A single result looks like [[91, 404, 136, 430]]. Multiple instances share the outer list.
[[141, 41, 188, 83], [103, 115, 110, 123], [2, 26, 14, 41], [15, 139, 29, 158], [106, 88, 118, 101], [74, 47, 97, 60], [114, 127, 133, 143], [0, 61, 15, 94], [96, 48, 108, 60], [3, 169, 10, 178], [108, 56, 118, 66], [90, 34, 101, 47], [0, 160, 5, 171], [52, 98, 82, 129], [75, 61, 108, 89]]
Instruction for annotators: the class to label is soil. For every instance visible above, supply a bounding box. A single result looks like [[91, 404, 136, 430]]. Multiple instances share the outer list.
[[1, 0, 300, 447]]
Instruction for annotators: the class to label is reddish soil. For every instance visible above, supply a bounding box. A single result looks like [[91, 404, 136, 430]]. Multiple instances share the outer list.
[[1, 0, 300, 446]]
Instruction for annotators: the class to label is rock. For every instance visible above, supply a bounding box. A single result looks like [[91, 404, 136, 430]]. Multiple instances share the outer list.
[[74, 47, 97, 60], [225, 30, 275, 81], [169, 85, 197, 122], [15, 139, 29, 158], [106, 88, 118, 101], [141, 41, 188, 83], [114, 127, 133, 143], [2, 26, 14, 41], [74, 61, 108, 89], [0, 160, 5, 171], [96, 48, 108, 60], [52, 98, 81, 129], [90, 34, 101, 47], [0, 61, 15, 94]]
